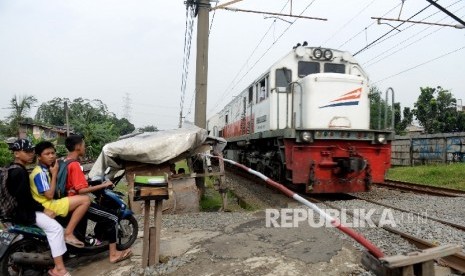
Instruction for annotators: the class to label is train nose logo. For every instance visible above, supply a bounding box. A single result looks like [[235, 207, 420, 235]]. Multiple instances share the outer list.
[[319, 88, 362, 109]]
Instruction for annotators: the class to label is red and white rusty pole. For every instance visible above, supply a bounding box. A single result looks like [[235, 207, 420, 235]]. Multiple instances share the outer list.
[[209, 155, 385, 259]]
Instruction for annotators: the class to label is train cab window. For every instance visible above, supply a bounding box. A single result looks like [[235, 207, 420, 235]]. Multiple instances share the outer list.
[[275, 68, 291, 91], [324, 63, 345, 74], [248, 86, 253, 103], [257, 78, 268, 102], [298, 61, 320, 77], [225, 114, 228, 124]]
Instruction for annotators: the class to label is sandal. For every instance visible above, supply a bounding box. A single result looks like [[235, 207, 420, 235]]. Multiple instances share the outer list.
[[110, 249, 133, 264], [65, 238, 85, 248]]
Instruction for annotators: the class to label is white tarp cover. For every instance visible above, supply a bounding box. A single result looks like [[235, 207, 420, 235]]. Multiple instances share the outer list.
[[89, 125, 226, 178]]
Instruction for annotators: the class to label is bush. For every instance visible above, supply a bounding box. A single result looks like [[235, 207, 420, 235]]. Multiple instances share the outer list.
[[0, 142, 13, 167]]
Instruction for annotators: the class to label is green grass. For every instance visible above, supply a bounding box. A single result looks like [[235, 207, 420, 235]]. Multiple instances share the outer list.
[[386, 163, 465, 191], [200, 187, 223, 211]]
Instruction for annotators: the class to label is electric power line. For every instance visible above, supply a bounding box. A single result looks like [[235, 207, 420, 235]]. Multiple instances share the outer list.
[[208, 0, 291, 114], [182, 1, 218, 121], [321, 0, 377, 46], [210, 0, 318, 115], [179, 4, 196, 126], [338, 2, 402, 49], [373, 44, 465, 84], [353, 3, 435, 56], [361, 0, 463, 60], [364, 6, 465, 68]]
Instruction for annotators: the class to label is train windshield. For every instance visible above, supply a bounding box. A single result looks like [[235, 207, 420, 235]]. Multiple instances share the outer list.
[[298, 61, 320, 77], [324, 63, 345, 74]]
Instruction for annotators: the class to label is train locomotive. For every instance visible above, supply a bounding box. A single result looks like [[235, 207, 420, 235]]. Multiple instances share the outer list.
[[207, 44, 393, 193]]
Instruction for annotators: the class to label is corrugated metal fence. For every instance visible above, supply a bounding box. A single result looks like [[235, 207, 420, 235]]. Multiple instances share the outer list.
[[392, 133, 465, 166]]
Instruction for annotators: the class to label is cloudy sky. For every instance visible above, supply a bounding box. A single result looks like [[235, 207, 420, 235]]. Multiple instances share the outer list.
[[1, 0, 464, 129]]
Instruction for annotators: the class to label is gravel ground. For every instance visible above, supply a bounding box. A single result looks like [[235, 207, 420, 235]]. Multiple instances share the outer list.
[[321, 199, 463, 255], [353, 187, 465, 228]]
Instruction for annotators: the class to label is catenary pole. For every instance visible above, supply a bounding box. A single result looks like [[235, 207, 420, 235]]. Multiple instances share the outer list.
[[194, 0, 210, 129]]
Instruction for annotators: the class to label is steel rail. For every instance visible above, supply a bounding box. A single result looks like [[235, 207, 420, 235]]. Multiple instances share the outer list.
[[375, 180, 465, 197]]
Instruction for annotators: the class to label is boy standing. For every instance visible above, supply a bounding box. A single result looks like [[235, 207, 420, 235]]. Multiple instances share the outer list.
[[7, 139, 69, 276], [64, 135, 132, 263], [30, 141, 90, 248]]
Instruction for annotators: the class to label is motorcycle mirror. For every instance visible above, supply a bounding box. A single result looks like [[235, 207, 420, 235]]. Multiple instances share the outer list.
[[104, 167, 111, 175]]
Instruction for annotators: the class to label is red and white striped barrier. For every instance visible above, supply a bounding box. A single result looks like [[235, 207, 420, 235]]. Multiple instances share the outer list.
[[210, 155, 385, 259]]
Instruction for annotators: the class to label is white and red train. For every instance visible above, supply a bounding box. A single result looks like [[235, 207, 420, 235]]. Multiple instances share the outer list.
[[207, 44, 392, 193]]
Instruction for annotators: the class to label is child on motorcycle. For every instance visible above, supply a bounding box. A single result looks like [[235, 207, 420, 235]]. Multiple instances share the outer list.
[[64, 135, 132, 263], [7, 139, 70, 276], [30, 141, 91, 248]]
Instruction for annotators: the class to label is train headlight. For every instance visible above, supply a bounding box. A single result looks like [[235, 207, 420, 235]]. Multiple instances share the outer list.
[[376, 134, 386, 144], [313, 48, 323, 59], [324, 49, 333, 60], [301, 131, 312, 142]]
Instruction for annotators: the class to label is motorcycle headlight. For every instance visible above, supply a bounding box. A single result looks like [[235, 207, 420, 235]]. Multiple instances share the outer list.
[[376, 134, 386, 144], [301, 131, 312, 142]]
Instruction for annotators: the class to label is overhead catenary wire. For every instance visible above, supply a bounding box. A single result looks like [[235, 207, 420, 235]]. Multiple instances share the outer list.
[[361, 0, 463, 60], [210, 0, 318, 115], [364, 6, 465, 68], [208, 0, 291, 115], [373, 44, 465, 84], [338, 2, 402, 49], [321, 0, 377, 46], [353, 3, 435, 56]]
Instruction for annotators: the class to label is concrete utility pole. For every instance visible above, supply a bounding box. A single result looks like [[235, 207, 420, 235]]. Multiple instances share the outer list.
[[194, 0, 210, 129]]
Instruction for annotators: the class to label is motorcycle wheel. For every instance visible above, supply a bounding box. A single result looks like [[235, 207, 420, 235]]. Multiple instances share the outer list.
[[0, 238, 48, 276], [117, 216, 138, 250]]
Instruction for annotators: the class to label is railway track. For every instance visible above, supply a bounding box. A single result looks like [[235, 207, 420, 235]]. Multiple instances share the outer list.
[[305, 195, 465, 274], [375, 179, 465, 197], [347, 194, 465, 233]]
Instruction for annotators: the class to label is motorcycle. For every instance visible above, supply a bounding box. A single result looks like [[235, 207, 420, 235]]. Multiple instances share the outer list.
[[0, 170, 138, 276]]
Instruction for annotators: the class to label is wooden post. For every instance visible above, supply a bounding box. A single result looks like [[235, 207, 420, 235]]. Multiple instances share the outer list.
[[149, 200, 163, 266], [218, 153, 227, 211], [142, 200, 151, 268]]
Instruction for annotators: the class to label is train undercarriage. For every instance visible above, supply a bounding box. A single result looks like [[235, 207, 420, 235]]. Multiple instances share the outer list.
[[224, 129, 392, 193]]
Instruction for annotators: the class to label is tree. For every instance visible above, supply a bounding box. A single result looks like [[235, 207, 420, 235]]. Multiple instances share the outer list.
[[35, 97, 136, 159], [0, 120, 9, 139], [35, 97, 68, 126], [139, 125, 158, 132], [0, 141, 13, 167], [111, 117, 135, 136], [413, 86, 458, 134], [7, 94, 37, 136], [369, 86, 411, 134], [393, 103, 413, 135]]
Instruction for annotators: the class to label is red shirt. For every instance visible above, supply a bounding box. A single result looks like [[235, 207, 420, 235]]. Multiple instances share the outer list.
[[66, 161, 89, 196]]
